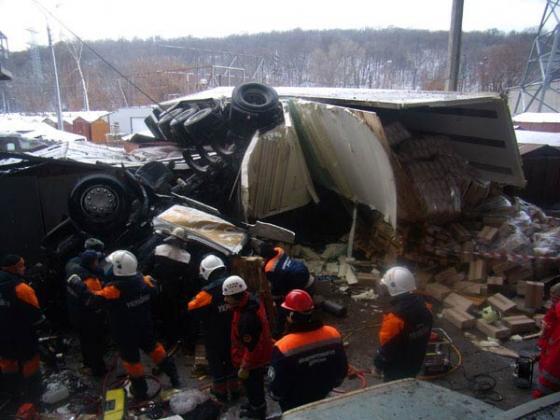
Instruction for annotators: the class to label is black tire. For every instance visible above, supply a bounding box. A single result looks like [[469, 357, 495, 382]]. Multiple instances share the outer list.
[[229, 83, 284, 136], [157, 108, 184, 141], [182, 150, 211, 174], [184, 107, 226, 145], [144, 112, 164, 140], [170, 106, 199, 146], [68, 174, 131, 234]]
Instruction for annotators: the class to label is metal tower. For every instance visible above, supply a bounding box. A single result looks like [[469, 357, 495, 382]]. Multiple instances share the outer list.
[[514, 0, 560, 113]]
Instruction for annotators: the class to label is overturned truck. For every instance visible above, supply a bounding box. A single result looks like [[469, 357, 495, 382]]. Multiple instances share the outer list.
[[0, 85, 526, 321]]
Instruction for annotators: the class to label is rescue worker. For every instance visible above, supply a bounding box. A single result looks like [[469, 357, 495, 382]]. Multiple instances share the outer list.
[[0, 255, 45, 405], [71, 250, 181, 399], [223, 275, 273, 419], [373, 266, 433, 382], [65, 238, 106, 276], [269, 289, 348, 412], [534, 282, 560, 398], [65, 250, 107, 376], [260, 243, 314, 338], [188, 255, 238, 401]]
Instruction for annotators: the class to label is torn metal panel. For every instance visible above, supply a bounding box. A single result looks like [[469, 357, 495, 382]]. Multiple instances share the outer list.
[[153, 205, 248, 255], [289, 100, 397, 228], [397, 99, 525, 187], [241, 112, 318, 219]]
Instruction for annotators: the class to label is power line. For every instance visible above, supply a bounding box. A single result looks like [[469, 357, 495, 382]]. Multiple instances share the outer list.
[[31, 0, 160, 106]]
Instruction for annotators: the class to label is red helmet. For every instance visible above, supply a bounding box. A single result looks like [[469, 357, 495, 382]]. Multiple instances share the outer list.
[[281, 289, 314, 312]]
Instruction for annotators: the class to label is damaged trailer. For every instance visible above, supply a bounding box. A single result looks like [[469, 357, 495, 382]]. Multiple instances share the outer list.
[[158, 86, 525, 228], [0, 84, 526, 325]]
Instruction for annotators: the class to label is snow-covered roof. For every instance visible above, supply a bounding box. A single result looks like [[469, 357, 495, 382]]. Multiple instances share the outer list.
[[1, 111, 110, 125], [512, 112, 560, 124], [515, 129, 560, 147], [163, 86, 503, 109], [0, 117, 86, 142]]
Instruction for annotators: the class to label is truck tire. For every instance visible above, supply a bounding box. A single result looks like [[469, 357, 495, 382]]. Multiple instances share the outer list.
[[184, 107, 225, 145], [157, 108, 184, 141], [144, 111, 164, 140], [229, 83, 284, 136], [170, 106, 199, 146], [68, 174, 131, 234]]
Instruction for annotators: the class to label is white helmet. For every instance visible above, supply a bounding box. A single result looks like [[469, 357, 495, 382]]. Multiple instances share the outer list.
[[380, 266, 416, 297], [199, 255, 226, 281], [107, 250, 138, 277], [222, 275, 247, 296]]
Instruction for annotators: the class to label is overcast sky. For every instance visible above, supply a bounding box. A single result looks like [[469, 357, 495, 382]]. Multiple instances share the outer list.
[[0, 0, 547, 52]]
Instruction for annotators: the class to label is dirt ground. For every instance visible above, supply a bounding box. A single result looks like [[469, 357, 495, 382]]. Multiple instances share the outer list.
[[314, 278, 539, 413], [2, 280, 541, 419]]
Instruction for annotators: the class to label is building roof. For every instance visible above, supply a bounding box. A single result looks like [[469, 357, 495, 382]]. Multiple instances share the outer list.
[[1, 111, 110, 125], [512, 112, 560, 124], [163, 86, 503, 109], [515, 129, 560, 146]]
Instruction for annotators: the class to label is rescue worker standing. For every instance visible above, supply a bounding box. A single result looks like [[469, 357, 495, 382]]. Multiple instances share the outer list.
[[269, 289, 348, 412], [373, 267, 433, 382], [188, 255, 238, 401], [0, 255, 45, 405], [72, 250, 181, 399], [534, 283, 560, 398], [260, 243, 314, 338], [65, 250, 107, 376], [223, 275, 273, 419]]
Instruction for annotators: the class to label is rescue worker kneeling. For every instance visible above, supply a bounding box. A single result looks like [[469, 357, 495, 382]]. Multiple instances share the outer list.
[[268, 289, 348, 412], [71, 250, 181, 399], [0, 255, 45, 405], [65, 249, 107, 376], [373, 267, 433, 382], [188, 255, 239, 402], [223, 275, 272, 419]]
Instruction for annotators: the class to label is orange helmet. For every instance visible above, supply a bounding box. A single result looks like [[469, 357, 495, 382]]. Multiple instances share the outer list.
[[281, 289, 314, 312]]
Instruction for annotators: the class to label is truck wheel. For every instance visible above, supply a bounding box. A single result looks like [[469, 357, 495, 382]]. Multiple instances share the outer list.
[[68, 174, 131, 234]]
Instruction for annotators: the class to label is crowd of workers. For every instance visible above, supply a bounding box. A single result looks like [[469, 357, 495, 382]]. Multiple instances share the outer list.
[[2, 237, 558, 418]]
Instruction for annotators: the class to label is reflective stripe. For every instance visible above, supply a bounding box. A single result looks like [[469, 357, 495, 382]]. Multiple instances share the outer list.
[[123, 361, 145, 378], [150, 342, 167, 365], [265, 248, 284, 273], [280, 337, 342, 358], [275, 325, 342, 357]]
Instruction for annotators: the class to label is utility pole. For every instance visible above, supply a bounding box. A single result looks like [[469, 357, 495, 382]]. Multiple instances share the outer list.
[[47, 23, 64, 131], [445, 0, 464, 91]]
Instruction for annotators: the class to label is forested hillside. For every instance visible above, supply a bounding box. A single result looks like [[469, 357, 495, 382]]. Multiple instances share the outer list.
[[3, 27, 534, 112]]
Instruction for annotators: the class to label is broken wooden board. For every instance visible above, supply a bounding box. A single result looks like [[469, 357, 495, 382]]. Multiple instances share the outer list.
[[487, 293, 517, 315], [468, 259, 487, 282], [425, 283, 452, 301], [524, 281, 544, 310], [453, 281, 487, 296], [442, 308, 476, 329], [444, 292, 475, 312], [478, 226, 498, 244], [502, 315, 537, 334], [476, 319, 511, 339]]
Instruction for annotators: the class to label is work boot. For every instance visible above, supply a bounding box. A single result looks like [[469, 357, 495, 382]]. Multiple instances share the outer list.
[[240, 403, 266, 419], [129, 377, 148, 401], [158, 357, 182, 388]]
